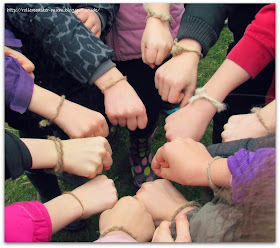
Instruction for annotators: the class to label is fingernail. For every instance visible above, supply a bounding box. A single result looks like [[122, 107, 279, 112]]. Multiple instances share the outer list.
[[178, 213, 187, 219]]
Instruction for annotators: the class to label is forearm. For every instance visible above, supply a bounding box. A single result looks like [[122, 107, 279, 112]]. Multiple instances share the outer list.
[[44, 194, 83, 234], [28, 84, 64, 120], [21, 139, 57, 169], [190, 59, 251, 120]]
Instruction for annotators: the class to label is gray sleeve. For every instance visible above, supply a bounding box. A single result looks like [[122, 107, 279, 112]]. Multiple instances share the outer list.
[[89, 59, 116, 84]]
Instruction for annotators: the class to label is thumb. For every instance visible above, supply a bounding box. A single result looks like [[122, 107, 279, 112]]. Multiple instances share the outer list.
[[175, 214, 192, 242]]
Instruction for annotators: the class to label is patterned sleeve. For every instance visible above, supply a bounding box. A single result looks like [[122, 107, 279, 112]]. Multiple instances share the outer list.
[[5, 3, 115, 84]]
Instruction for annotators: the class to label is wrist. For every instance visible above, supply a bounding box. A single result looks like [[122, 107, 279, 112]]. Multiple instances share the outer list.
[[259, 107, 275, 132], [93, 67, 125, 93], [207, 158, 231, 188], [146, 16, 170, 28], [102, 230, 133, 239]]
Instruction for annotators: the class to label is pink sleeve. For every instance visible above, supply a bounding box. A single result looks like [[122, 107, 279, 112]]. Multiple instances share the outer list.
[[95, 234, 137, 243], [5, 201, 52, 242], [227, 3, 275, 79]]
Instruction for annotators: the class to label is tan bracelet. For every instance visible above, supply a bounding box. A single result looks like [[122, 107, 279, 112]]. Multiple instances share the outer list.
[[39, 95, 65, 127], [206, 156, 222, 195], [171, 201, 200, 221], [171, 38, 203, 59], [251, 107, 272, 134], [189, 88, 226, 113], [145, 6, 172, 23], [99, 226, 137, 241], [63, 192, 85, 219], [45, 136, 64, 174], [101, 76, 127, 93]]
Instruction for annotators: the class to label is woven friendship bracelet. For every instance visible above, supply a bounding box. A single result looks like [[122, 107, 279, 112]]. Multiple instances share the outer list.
[[171, 201, 201, 221], [251, 107, 272, 134], [171, 38, 203, 59], [145, 7, 172, 23], [189, 88, 226, 113], [39, 95, 65, 127], [101, 76, 127, 93], [45, 136, 64, 174], [206, 156, 222, 195], [63, 192, 85, 219], [99, 226, 137, 240]]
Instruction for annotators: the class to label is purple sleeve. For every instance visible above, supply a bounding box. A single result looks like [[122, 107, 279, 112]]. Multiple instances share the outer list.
[[5, 201, 52, 242], [95, 234, 137, 242], [228, 148, 275, 202], [5, 56, 34, 114]]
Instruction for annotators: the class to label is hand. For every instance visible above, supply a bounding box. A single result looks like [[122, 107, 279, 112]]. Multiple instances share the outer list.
[[99, 196, 155, 242], [155, 41, 200, 107], [135, 179, 194, 226], [103, 79, 147, 131], [152, 138, 212, 186], [222, 113, 270, 142], [141, 18, 173, 69], [72, 175, 118, 219], [74, 8, 101, 37], [62, 137, 113, 178], [54, 99, 109, 138], [152, 214, 192, 242], [5, 46, 35, 79], [164, 99, 216, 141]]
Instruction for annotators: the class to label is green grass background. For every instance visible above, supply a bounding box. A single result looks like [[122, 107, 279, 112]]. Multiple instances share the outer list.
[[5, 25, 233, 242]]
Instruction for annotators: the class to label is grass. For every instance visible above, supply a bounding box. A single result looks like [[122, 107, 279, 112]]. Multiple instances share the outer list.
[[4, 25, 233, 242]]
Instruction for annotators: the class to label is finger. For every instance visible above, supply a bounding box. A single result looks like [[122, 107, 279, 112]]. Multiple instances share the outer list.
[[154, 68, 160, 89], [136, 113, 148, 130], [90, 25, 100, 36], [127, 116, 138, 131], [168, 86, 182, 104], [108, 117, 118, 126], [103, 139, 112, 156], [102, 122, 109, 138], [179, 93, 190, 108], [75, 12, 88, 23], [160, 82, 170, 102], [152, 221, 173, 242], [144, 47, 157, 65], [175, 214, 192, 242], [118, 117, 127, 127], [155, 49, 165, 66], [141, 41, 147, 64], [96, 163, 103, 175], [92, 125, 105, 137], [103, 151, 113, 170], [96, 29, 101, 38]]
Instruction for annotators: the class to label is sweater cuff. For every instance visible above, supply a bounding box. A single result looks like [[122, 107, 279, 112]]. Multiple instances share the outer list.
[[95, 234, 137, 243], [177, 16, 218, 57], [89, 59, 116, 84], [5, 201, 52, 242], [227, 34, 274, 79]]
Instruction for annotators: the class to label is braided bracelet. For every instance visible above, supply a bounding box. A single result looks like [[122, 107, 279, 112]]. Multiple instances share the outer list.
[[101, 76, 127, 93], [45, 136, 64, 174], [251, 107, 272, 134], [171, 38, 203, 59], [63, 192, 85, 219], [171, 201, 201, 221], [145, 6, 172, 23], [39, 95, 65, 127], [189, 88, 226, 113], [206, 156, 222, 195], [99, 226, 137, 241]]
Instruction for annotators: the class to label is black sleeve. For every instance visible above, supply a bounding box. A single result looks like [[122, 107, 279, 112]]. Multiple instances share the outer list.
[[5, 130, 32, 180], [206, 133, 275, 158], [177, 4, 235, 57]]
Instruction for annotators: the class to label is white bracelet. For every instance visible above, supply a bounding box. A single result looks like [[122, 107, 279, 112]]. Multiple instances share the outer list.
[[189, 88, 226, 113]]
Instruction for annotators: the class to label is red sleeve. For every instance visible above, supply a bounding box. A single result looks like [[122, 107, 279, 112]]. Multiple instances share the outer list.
[[227, 3, 275, 79], [5, 201, 52, 242]]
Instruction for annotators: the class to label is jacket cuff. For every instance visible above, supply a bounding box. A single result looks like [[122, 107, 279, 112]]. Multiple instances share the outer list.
[[89, 59, 116, 84], [177, 16, 218, 57]]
